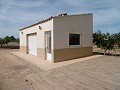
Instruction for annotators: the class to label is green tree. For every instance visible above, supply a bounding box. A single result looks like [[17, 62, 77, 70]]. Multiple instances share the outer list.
[[93, 30, 104, 47], [15, 38, 19, 44], [114, 32, 120, 48], [10, 36, 16, 42], [93, 30, 115, 55], [112, 32, 120, 56], [0, 38, 5, 47], [3, 36, 11, 44], [118, 33, 120, 48], [101, 33, 115, 55]]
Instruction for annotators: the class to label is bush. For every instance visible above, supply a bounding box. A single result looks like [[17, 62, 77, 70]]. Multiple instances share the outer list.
[[0, 45, 19, 49]]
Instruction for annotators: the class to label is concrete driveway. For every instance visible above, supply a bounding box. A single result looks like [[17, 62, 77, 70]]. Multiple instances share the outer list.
[[0, 49, 120, 90]]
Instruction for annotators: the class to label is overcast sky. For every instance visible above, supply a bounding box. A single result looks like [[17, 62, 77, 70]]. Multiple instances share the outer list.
[[0, 0, 120, 38]]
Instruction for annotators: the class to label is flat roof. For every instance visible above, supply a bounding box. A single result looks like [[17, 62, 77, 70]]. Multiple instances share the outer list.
[[20, 13, 92, 31]]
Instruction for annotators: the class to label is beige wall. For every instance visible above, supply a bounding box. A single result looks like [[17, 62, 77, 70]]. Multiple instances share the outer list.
[[53, 46, 93, 63], [20, 19, 54, 60], [52, 13, 93, 62], [20, 19, 53, 48], [20, 46, 28, 54], [53, 13, 93, 49], [37, 48, 45, 60]]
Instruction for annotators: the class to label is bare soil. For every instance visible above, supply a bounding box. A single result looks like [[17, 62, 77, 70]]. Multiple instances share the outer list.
[[93, 45, 120, 56], [0, 49, 43, 90]]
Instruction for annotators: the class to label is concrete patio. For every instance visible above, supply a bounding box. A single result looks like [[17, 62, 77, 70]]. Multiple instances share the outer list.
[[12, 51, 102, 70]]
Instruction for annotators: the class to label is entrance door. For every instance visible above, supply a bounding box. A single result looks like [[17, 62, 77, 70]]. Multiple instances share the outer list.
[[45, 32, 51, 61], [28, 34, 37, 56]]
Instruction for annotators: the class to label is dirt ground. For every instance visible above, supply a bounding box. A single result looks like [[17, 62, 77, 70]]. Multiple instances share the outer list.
[[0, 49, 43, 90], [0, 49, 120, 90], [93, 45, 120, 55]]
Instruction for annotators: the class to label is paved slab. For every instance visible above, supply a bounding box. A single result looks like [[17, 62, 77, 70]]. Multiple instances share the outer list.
[[0, 49, 120, 90], [12, 51, 102, 70]]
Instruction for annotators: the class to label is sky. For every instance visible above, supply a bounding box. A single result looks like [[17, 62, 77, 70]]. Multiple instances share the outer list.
[[0, 0, 120, 38]]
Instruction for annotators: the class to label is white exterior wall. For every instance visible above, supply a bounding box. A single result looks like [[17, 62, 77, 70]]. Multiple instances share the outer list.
[[20, 19, 53, 49], [53, 14, 93, 49]]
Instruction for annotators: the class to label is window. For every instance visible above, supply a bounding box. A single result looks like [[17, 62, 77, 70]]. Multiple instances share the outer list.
[[69, 33, 80, 45]]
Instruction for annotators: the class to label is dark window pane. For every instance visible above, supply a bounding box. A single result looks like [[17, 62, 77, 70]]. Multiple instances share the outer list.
[[69, 34, 80, 45]]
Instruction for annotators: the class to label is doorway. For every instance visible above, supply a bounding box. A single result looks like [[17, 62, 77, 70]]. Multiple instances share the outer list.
[[45, 32, 51, 61], [28, 34, 37, 56]]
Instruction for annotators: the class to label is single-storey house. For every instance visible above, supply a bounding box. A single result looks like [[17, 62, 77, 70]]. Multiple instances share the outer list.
[[20, 13, 93, 63]]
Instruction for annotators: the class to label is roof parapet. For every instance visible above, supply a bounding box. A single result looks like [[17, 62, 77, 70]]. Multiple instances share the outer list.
[[58, 13, 67, 17]]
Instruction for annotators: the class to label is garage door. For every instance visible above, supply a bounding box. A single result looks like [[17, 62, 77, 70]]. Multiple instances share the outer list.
[[28, 34, 37, 56]]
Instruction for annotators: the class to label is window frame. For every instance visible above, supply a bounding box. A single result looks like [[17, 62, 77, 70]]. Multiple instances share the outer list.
[[69, 33, 81, 46]]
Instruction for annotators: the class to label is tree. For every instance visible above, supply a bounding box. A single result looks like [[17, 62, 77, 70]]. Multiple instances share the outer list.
[[93, 30, 115, 55], [93, 30, 104, 47], [118, 33, 120, 48], [114, 32, 120, 48], [10, 36, 16, 42], [3, 36, 11, 44], [15, 38, 19, 44], [101, 33, 115, 55], [0, 38, 5, 47], [111, 32, 120, 56]]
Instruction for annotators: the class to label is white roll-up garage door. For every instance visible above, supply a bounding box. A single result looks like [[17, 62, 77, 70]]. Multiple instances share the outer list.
[[28, 34, 37, 56]]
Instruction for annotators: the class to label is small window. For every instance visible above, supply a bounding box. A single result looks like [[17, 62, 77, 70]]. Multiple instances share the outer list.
[[69, 33, 80, 45]]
